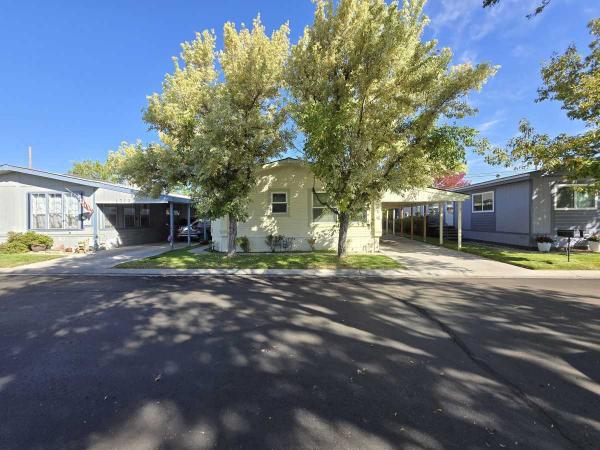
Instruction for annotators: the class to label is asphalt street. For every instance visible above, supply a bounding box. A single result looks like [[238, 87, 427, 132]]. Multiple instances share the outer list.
[[0, 275, 598, 449]]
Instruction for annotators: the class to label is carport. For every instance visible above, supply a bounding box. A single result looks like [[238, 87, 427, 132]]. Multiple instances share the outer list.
[[381, 188, 469, 249]]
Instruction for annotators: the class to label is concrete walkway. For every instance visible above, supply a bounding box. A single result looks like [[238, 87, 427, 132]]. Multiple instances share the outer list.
[[0, 242, 189, 275], [1, 238, 599, 278]]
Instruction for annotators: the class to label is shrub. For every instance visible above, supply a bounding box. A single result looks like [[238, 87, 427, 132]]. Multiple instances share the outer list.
[[0, 231, 54, 253], [536, 235, 554, 243], [236, 236, 250, 253], [0, 241, 29, 253], [307, 237, 316, 251], [265, 234, 283, 252], [588, 234, 600, 243]]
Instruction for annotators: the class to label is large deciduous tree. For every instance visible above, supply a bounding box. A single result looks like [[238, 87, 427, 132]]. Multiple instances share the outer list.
[[484, 18, 599, 191], [287, 0, 495, 257], [69, 155, 124, 183], [117, 17, 291, 256]]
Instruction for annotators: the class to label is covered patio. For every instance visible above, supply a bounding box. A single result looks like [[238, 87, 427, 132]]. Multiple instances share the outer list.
[[381, 188, 469, 249]]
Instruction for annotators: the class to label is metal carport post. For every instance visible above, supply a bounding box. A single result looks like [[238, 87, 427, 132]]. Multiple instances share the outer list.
[[169, 201, 175, 250]]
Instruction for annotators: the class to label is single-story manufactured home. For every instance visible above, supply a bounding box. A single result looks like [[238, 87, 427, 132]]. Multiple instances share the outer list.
[[0, 165, 191, 249], [452, 171, 599, 248], [211, 158, 468, 253]]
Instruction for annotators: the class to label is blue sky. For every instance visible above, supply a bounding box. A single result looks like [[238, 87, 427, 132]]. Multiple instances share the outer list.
[[0, 0, 597, 183]]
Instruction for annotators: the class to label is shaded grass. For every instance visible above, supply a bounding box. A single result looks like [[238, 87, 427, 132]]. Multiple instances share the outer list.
[[0, 252, 63, 268], [117, 248, 403, 270], [399, 234, 600, 270]]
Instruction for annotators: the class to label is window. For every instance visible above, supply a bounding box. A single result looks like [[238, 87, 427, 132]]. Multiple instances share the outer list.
[[102, 205, 117, 229], [31, 194, 47, 229], [140, 204, 151, 227], [555, 185, 597, 210], [64, 193, 81, 228], [123, 206, 136, 228], [48, 194, 63, 229], [271, 192, 288, 214], [312, 192, 336, 222], [29, 192, 81, 230], [472, 191, 494, 213]]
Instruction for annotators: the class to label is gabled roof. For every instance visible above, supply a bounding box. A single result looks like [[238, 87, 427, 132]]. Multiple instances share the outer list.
[[0, 164, 190, 203]]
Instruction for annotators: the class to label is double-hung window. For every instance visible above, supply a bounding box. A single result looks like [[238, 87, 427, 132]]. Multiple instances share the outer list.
[[555, 185, 597, 210], [472, 191, 494, 213], [312, 192, 336, 222], [29, 192, 82, 230], [271, 192, 288, 214]]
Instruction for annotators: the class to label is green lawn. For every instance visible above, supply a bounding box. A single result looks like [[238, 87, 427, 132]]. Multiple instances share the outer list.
[[0, 252, 63, 268], [117, 248, 403, 270], [399, 234, 600, 270]]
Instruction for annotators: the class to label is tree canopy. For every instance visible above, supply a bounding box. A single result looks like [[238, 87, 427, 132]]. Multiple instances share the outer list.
[[484, 18, 599, 190], [287, 0, 496, 256], [117, 17, 292, 256], [69, 154, 125, 183], [482, 0, 551, 18]]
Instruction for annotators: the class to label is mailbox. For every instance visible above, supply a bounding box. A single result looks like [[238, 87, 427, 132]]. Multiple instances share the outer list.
[[557, 229, 583, 238]]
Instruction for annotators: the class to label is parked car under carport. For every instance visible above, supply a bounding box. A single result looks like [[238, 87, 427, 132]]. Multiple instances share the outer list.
[[177, 220, 211, 241]]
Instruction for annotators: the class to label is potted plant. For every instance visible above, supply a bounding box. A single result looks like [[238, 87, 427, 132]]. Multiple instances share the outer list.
[[588, 234, 600, 253], [536, 235, 553, 253]]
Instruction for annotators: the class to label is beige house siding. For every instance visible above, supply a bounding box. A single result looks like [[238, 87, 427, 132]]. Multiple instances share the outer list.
[[212, 160, 381, 253]]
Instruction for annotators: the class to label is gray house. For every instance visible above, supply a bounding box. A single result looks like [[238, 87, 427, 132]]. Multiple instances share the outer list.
[[453, 171, 599, 248], [0, 165, 191, 249]]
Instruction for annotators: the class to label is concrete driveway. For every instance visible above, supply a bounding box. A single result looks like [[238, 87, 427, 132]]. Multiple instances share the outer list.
[[0, 276, 598, 449], [0, 242, 189, 275]]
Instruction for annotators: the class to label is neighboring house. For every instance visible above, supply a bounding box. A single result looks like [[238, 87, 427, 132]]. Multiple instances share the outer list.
[[211, 158, 468, 253], [453, 171, 599, 248], [0, 165, 190, 249]]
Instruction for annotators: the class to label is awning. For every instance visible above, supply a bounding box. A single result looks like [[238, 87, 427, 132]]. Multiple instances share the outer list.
[[381, 188, 468, 207]]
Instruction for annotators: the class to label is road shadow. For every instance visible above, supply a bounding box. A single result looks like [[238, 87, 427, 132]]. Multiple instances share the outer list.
[[0, 276, 596, 449]]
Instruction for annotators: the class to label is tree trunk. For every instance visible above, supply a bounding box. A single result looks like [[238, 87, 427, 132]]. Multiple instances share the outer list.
[[337, 211, 350, 258], [227, 214, 237, 257]]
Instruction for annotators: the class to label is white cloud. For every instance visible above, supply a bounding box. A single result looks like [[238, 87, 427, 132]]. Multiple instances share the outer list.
[[511, 44, 532, 58], [477, 119, 501, 132], [458, 49, 478, 64]]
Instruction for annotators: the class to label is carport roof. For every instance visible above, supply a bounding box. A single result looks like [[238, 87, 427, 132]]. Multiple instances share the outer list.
[[0, 164, 190, 204], [382, 187, 468, 207]]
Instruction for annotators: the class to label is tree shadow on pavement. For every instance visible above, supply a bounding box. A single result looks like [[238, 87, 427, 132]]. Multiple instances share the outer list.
[[0, 275, 597, 449]]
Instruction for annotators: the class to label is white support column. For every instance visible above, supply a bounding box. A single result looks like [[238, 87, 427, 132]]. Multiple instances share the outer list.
[[385, 209, 389, 235], [439, 202, 444, 245], [410, 206, 414, 240], [457, 201, 463, 250], [91, 192, 98, 251], [392, 209, 396, 235], [169, 202, 175, 250], [187, 203, 191, 246]]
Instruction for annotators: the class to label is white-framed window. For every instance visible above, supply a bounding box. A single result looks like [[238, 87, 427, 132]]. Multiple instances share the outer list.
[[312, 192, 336, 223], [554, 184, 597, 210], [472, 191, 494, 213], [271, 192, 288, 214], [29, 192, 82, 230]]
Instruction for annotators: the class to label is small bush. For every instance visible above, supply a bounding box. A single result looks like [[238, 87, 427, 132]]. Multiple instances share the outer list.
[[307, 238, 316, 251], [588, 234, 600, 243], [236, 236, 250, 253], [0, 241, 29, 253], [0, 231, 54, 252], [265, 234, 283, 252]]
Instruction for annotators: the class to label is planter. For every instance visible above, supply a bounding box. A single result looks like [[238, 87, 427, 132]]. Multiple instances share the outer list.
[[537, 242, 552, 253], [589, 241, 600, 253]]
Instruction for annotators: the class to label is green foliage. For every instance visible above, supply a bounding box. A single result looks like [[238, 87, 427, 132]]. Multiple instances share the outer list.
[[265, 234, 284, 252], [483, 19, 599, 190], [0, 231, 53, 253], [69, 157, 124, 183], [236, 236, 250, 253], [117, 17, 292, 255], [287, 0, 496, 255], [588, 234, 600, 243]]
